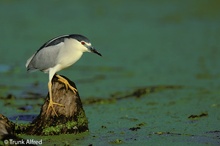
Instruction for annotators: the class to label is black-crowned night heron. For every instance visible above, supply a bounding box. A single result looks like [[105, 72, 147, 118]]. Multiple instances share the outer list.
[[26, 34, 102, 116]]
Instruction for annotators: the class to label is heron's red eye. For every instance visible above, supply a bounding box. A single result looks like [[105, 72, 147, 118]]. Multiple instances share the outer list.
[[81, 41, 85, 45]]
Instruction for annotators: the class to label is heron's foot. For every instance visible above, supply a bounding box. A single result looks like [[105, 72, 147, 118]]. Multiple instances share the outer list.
[[56, 74, 77, 94], [46, 98, 64, 116]]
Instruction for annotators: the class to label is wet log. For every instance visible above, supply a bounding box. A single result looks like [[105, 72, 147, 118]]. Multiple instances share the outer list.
[[0, 114, 36, 145], [0, 114, 16, 140], [0, 75, 88, 139]]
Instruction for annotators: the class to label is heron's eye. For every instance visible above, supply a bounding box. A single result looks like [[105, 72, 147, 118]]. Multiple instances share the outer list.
[[81, 41, 85, 45]]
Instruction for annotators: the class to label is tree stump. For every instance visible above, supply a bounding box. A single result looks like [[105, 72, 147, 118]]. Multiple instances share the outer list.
[[0, 75, 88, 139]]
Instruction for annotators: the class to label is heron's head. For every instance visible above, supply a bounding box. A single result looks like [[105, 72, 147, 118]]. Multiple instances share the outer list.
[[70, 34, 102, 56]]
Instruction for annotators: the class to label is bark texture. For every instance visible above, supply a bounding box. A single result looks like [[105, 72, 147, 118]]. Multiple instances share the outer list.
[[0, 75, 88, 138]]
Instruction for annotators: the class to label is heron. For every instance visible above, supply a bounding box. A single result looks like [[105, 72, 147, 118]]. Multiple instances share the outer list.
[[26, 34, 102, 116]]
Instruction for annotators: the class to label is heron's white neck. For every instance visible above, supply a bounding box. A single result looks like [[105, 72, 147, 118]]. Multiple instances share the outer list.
[[56, 39, 84, 71]]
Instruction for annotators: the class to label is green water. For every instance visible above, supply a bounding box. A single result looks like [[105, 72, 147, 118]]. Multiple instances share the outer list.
[[0, 0, 220, 145]]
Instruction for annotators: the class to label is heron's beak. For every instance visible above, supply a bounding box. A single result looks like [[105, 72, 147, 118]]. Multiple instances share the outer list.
[[90, 47, 102, 56]]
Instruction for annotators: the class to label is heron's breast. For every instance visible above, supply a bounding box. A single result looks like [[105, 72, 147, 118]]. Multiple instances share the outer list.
[[57, 48, 83, 69]]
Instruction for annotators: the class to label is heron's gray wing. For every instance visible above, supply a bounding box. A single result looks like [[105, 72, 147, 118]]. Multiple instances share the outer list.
[[26, 43, 64, 72], [26, 35, 69, 72]]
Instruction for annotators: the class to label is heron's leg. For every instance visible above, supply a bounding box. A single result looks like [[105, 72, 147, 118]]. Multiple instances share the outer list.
[[46, 80, 64, 116], [56, 74, 77, 94]]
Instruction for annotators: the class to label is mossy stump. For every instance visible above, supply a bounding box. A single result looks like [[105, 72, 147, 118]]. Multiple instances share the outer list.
[[0, 75, 88, 138]]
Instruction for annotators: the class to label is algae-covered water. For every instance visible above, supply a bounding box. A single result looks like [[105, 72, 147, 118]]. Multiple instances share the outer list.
[[0, 0, 220, 145]]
